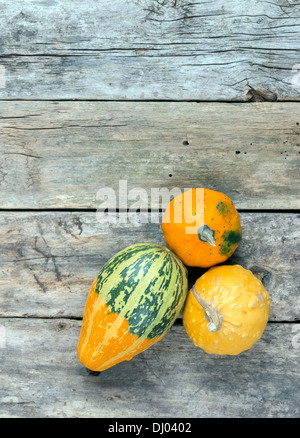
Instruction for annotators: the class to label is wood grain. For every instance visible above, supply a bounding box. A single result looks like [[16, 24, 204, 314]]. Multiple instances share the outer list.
[[0, 318, 299, 418], [1, 0, 299, 420], [0, 101, 299, 209], [0, 211, 298, 321], [0, 0, 299, 100]]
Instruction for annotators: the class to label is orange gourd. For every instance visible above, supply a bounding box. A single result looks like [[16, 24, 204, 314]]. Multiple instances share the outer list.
[[182, 265, 270, 355], [162, 188, 242, 268]]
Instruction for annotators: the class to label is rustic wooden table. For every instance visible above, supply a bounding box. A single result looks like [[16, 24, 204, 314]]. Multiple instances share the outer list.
[[0, 0, 299, 418]]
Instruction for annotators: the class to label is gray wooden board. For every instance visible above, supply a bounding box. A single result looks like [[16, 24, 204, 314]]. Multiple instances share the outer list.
[[0, 101, 299, 210], [1, 0, 299, 420], [0, 318, 299, 418], [0, 0, 300, 100], [0, 211, 299, 321]]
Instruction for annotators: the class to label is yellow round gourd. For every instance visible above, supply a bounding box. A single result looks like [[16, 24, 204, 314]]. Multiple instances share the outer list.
[[182, 265, 270, 355]]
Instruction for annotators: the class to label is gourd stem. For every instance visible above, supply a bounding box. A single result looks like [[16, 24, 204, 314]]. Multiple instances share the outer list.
[[192, 285, 222, 332]]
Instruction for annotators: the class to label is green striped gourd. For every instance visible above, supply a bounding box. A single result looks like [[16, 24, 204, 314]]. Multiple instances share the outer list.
[[77, 243, 188, 371]]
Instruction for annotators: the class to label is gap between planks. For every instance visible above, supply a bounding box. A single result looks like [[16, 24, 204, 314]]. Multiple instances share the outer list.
[[0, 209, 299, 213]]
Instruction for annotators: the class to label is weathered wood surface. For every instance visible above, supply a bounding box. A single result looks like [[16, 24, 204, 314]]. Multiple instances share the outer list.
[[0, 0, 300, 100], [0, 101, 299, 209], [0, 211, 299, 321], [1, 0, 299, 419], [0, 318, 299, 418]]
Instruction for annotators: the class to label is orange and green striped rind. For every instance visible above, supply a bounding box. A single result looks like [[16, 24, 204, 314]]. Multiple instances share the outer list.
[[77, 243, 188, 371]]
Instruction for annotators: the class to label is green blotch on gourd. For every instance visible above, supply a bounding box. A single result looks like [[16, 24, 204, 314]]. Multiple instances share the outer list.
[[219, 230, 242, 255], [216, 201, 231, 215]]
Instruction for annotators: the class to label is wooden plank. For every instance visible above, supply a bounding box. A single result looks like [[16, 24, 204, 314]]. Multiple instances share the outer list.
[[0, 101, 299, 209], [0, 211, 299, 321], [0, 318, 299, 418], [0, 0, 299, 100]]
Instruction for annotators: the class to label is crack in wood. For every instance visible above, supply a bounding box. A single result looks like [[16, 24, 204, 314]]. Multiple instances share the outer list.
[[246, 85, 278, 102], [3, 152, 42, 159]]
